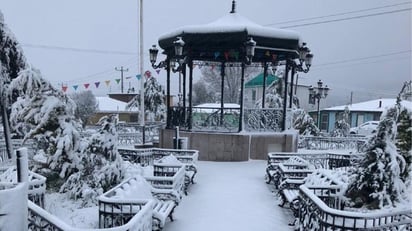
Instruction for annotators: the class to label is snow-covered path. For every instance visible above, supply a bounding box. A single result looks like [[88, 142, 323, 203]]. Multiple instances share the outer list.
[[164, 160, 294, 231]]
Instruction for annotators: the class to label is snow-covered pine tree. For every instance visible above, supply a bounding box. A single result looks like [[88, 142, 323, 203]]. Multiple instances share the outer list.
[[331, 106, 350, 137], [345, 99, 407, 209], [254, 78, 284, 109], [60, 114, 123, 205], [0, 10, 28, 158], [127, 76, 166, 121], [8, 67, 83, 180], [292, 109, 320, 136], [396, 106, 411, 181]]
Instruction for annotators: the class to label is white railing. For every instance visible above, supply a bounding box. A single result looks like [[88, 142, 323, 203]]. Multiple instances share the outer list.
[[298, 185, 412, 230], [298, 136, 368, 152], [0, 166, 46, 208], [28, 199, 153, 231]]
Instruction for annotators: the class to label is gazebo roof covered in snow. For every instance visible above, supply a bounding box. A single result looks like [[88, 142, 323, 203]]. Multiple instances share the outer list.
[[158, 1, 301, 62]]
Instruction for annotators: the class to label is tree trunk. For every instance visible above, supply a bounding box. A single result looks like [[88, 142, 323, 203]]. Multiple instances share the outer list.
[[0, 96, 14, 159]]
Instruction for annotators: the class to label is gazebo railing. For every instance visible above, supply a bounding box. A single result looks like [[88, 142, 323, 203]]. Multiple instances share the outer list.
[[244, 108, 283, 132], [168, 106, 283, 132]]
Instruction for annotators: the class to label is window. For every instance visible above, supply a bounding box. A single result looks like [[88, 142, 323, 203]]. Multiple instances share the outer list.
[[252, 89, 256, 101], [320, 113, 329, 131]]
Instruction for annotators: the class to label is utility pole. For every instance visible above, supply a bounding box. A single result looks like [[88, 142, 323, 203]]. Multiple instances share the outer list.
[[115, 66, 129, 93]]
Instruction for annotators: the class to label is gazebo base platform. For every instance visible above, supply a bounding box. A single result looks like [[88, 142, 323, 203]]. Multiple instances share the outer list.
[[159, 129, 298, 161]]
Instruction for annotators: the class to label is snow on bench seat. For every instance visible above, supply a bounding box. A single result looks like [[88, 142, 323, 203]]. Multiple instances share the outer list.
[[99, 175, 178, 230]]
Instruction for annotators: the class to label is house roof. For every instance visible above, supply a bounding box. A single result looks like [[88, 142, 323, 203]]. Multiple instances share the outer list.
[[96, 97, 129, 112], [245, 73, 278, 88], [323, 98, 412, 112]]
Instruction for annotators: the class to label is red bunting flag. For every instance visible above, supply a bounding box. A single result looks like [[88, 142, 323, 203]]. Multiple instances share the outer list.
[[84, 83, 90, 89], [144, 70, 151, 79], [224, 51, 230, 61], [62, 86, 68, 92], [95, 82, 100, 88]]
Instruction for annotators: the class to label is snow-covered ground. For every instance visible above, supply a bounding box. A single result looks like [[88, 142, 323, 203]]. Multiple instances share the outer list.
[[164, 160, 293, 231], [45, 160, 294, 230]]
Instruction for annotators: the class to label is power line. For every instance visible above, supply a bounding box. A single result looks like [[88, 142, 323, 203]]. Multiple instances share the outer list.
[[266, 2, 411, 26], [278, 8, 411, 29], [21, 43, 138, 55], [314, 50, 411, 67], [115, 66, 129, 93]]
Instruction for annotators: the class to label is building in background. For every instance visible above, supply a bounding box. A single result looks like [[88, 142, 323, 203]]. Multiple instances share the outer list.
[[311, 98, 412, 132]]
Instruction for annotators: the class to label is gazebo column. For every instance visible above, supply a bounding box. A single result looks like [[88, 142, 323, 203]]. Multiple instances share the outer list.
[[166, 59, 171, 129], [289, 65, 296, 108], [282, 60, 290, 131], [182, 63, 187, 124], [262, 62, 268, 108], [239, 63, 245, 132], [188, 60, 194, 130], [220, 62, 225, 125]]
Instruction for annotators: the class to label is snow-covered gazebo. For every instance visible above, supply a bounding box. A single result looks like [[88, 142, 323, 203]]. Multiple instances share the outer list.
[[149, 1, 314, 160]]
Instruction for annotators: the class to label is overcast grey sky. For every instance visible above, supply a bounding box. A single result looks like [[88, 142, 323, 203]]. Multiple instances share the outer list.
[[1, 0, 411, 106]]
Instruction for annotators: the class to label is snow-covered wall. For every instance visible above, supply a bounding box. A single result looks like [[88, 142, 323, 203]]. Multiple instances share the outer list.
[[0, 183, 28, 231]]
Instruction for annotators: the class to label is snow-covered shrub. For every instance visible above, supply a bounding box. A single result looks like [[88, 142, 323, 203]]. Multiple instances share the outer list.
[[60, 114, 123, 206], [345, 100, 409, 209]]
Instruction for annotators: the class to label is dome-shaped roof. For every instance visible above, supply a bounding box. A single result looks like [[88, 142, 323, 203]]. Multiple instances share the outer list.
[[158, 9, 302, 62]]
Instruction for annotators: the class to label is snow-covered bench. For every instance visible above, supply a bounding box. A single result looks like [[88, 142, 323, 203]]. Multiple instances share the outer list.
[[145, 156, 186, 198], [99, 175, 178, 231], [279, 169, 348, 226], [270, 156, 314, 189], [119, 147, 198, 193]]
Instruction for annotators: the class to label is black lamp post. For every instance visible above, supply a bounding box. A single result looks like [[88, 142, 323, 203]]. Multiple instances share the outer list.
[[309, 79, 329, 129], [245, 37, 256, 64]]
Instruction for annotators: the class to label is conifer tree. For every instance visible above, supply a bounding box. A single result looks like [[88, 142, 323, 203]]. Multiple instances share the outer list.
[[60, 114, 123, 205], [127, 76, 166, 121], [345, 99, 407, 209], [396, 107, 411, 181]]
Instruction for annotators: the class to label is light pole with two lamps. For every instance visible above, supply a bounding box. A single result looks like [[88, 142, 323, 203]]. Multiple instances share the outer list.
[[308, 80, 329, 130]]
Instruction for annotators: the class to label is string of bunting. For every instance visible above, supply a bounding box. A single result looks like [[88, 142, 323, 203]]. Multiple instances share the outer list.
[[60, 70, 156, 93]]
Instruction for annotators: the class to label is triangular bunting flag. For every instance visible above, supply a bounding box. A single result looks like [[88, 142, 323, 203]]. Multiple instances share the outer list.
[[73, 85, 79, 91], [95, 82, 100, 88], [115, 79, 121, 84], [156, 69, 161, 75], [136, 74, 141, 80], [265, 51, 271, 57], [62, 86, 68, 92], [105, 80, 110, 87], [214, 51, 220, 59], [224, 51, 230, 61], [233, 51, 239, 60], [84, 83, 90, 89]]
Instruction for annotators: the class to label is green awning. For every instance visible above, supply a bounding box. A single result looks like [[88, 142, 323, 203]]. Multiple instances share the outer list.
[[245, 73, 278, 88]]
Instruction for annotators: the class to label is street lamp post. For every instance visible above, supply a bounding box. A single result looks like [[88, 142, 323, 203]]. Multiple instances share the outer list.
[[308, 79, 329, 129]]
